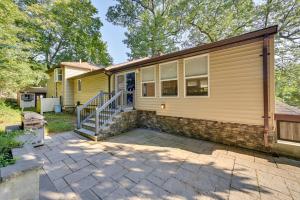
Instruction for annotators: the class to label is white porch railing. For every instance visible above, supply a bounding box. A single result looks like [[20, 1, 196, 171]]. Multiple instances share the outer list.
[[95, 90, 124, 133], [76, 91, 112, 129]]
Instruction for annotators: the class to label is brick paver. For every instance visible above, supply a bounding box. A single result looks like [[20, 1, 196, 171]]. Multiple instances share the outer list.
[[38, 129, 300, 200]]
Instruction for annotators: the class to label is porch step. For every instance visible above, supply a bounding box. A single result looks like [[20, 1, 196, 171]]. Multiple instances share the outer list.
[[74, 128, 110, 141], [82, 121, 106, 131], [74, 128, 97, 141]]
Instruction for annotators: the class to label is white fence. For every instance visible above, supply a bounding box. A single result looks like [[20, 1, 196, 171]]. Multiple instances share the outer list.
[[37, 97, 60, 114]]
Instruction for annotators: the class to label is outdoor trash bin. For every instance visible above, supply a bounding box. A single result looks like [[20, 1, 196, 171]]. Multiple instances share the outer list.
[[54, 105, 62, 113], [20, 111, 47, 147]]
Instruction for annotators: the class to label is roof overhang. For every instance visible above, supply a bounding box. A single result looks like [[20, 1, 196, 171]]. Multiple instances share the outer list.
[[64, 25, 278, 79], [67, 68, 106, 80], [109, 25, 278, 73]]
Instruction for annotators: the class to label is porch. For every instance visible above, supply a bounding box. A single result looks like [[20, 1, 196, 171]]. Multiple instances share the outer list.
[[38, 129, 300, 200]]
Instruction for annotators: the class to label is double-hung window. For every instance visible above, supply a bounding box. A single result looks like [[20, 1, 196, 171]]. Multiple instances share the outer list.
[[160, 61, 178, 97], [184, 55, 209, 97], [141, 66, 155, 97], [54, 68, 62, 82]]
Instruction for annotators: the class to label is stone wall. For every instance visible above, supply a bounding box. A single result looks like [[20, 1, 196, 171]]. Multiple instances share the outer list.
[[101, 110, 138, 137], [136, 110, 267, 151]]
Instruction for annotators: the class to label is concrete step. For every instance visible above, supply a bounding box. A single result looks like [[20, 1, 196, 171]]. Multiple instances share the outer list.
[[74, 128, 110, 141], [82, 121, 107, 132], [74, 128, 97, 141], [82, 122, 96, 131]]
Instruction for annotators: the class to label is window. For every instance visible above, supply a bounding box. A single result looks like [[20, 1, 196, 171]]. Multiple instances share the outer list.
[[77, 79, 82, 92], [21, 93, 34, 102], [160, 61, 178, 97], [184, 55, 209, 96], [54, 68, 62, 82], [141, 66, 155, 97]]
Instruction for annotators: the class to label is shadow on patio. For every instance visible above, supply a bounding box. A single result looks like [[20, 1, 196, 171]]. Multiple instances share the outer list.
[[38, 128, 299, 200]]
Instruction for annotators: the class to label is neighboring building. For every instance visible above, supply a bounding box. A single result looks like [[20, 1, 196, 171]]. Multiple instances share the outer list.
[[17, 87, 47, 108], [46, 61, 102, 109], [46, 26, 300, 157]]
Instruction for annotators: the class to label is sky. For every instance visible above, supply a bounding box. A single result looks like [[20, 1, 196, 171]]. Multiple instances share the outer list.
[[91, 0, 129, 64], [91, 0, 263, 64]]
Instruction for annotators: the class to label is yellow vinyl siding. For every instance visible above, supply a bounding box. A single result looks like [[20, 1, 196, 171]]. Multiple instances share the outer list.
[[46, 71, 55, 97], [63, 66, 90, 106], [73, 73, 109, 104], [135, 40, 275, 126], [46, 71, 62, 98]]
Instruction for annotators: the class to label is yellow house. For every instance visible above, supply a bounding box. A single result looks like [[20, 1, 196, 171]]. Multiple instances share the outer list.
[[46, 26, 295, 155], [46, 61, 102, 109]]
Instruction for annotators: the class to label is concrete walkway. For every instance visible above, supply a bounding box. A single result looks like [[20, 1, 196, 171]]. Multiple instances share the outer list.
[[36, 129, 300, 200]]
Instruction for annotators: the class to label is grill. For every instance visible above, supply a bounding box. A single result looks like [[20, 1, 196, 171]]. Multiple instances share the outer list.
[[21, 111, 46, 147]]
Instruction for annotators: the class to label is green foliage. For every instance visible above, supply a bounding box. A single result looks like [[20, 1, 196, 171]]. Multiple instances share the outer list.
[[107, 0, 182, 59], [1, 0, 112, 95], [0, 131, 23, 167], [276, 64, 300, 107], [21, 0, 112, 68], [44, 112, 75, 133], [0, 99, 21, 131], [180, 0, 255, 45], [0, 0, 47, 96]]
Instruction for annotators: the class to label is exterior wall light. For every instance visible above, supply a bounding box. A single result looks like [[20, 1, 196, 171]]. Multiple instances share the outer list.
[[160, 104, 166, 109]]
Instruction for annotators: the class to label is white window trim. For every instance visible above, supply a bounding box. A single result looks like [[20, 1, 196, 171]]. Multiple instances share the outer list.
[[140, 65, 156, 98], [77, 79, 82, 92], [115, 70, 136, 92], [159, 60, 179, 98], [54, 68, 62, 82], [183, 54, 210, 98], [114, 70, 136, 107]]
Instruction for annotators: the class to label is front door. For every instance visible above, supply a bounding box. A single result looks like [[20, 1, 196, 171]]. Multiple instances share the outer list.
[[116, 72, 135, 107]]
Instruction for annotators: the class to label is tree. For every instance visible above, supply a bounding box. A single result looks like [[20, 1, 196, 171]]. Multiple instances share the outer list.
[[256, 0, 299, 107], [0, 0, 46, 96], [255, 0, 299, 66], [276, 63, 300, 107], [179, 0, 255, 47], [21, 0, 112, 68], [107, 0, 183, 59]]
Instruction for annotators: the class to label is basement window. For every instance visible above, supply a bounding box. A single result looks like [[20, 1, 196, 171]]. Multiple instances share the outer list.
[[141, 66, 155, 97], [184, 54, 209, 97]]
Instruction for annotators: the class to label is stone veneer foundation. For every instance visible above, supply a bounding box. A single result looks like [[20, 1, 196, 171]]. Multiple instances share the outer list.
[[136, 110, 268, 152]]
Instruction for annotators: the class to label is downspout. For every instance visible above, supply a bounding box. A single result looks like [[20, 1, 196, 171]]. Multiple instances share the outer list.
[[104, 71, 112, 97], [55, 82, 58, 97], [108, 74, 111, 97], [262, 35, 270, 147]]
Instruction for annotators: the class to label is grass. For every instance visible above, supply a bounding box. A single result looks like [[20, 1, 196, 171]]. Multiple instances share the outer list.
[[44, 112, 76, 134], [0, 98, 76, 134], [0, 100, 21, 132], [0, 99, 75, 167]]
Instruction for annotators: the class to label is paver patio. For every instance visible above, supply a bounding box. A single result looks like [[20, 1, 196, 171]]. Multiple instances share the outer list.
[[36, 129, 300, 200]]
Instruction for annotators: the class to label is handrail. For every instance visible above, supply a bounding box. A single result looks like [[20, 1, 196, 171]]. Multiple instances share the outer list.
[[95, 91, 123, 133], [97, 91, 122, 112], [80, 91, 103, 110], [77, 91, 111, 129]]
